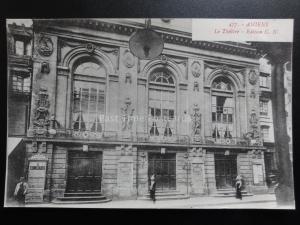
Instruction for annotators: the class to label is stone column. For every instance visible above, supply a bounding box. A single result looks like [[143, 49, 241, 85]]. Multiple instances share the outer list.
[[116, 145, 134, 198], [189, 148, 206, 195]]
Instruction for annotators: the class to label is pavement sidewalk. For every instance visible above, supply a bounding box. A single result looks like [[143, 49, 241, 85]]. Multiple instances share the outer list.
[[9, 193, 293, 209]]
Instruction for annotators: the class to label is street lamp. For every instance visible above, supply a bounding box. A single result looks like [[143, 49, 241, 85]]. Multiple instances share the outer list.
[[129, 19, 164, 60], [183, 153, 191, 196]]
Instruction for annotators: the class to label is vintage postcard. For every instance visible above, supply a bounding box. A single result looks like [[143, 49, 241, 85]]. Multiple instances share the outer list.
[[5, 18, 294, 209]]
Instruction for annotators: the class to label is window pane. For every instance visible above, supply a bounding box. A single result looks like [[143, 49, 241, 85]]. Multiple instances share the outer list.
[[223, 114, 227, 123], [155, 108, 161, 117], [75, 62, 106, 77], [72, 78, 105, 132], [15, 41, 24, 55], [212, 112, 216, 122], [169, 110, 174, 119], [228, 114, 233, 123], [25, 42, 32, 56]]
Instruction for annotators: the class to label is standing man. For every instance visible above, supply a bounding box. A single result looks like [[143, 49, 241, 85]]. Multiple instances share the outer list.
[[149, 174, 156, 203], [14, 177, 28, 206], [235, 175, 243, 200]]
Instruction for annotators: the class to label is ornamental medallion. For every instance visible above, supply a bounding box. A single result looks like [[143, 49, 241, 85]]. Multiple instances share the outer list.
[[191, 61, 201, 78], [248, 70, 258, 85], [38, 36, 53, 57], [123, 50, 135, 68]]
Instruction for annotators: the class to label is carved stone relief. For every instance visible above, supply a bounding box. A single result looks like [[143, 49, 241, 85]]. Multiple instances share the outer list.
[[251, 149, 263, 159], [191, 61, 201, 78], [33, 87, 50, 136], [193, 81, 199, 91], [41, 62, 50, 74], [121, 97, 135, 131], [38, 36, 53, 57], [120, 144, 133, 156], [243, 110, 262, 145], [85, 43, 95, 53], [250, 88, 256, 98], [125, 73, 132, 84], [188, 147, 204, 158], [248, 69, 258, 85], [191, 104, 201, 136], [123, 50, 135, 68]]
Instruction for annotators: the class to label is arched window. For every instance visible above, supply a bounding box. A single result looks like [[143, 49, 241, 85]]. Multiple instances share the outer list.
[[211, 76, 235, 139], [72, 60, 106, 134], [148, 69, 176, 137]]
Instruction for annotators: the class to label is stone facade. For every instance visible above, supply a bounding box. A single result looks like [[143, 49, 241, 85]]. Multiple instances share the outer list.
[[16, 19, 270, 202]]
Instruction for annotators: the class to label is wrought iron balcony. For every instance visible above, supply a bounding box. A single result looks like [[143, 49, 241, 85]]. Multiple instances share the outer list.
[[29, 128, 191, 145], [204, 136, 263, 147], [8, 54, 32, 69], [28, 127, 263, 147]]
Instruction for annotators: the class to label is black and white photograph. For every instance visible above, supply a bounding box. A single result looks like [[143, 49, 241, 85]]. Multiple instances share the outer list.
[[4, 18, 295, 209]]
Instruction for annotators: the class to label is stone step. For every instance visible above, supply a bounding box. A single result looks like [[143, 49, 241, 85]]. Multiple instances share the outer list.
[[216, 190, 248, 195], [144, 192, 187, 197], [211, 193, 254, 197], [217, 188, 236, 191], [138, 195, 190, 201], [64, 192, 102, 197], [52, 199, 111, 204], [56, 195, 107, 201]]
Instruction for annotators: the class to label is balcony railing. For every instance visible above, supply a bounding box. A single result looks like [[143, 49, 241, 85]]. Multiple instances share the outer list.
[[8, 54, 32, 68], [205, 136, 263, 147], [28, 127, 263, 147]]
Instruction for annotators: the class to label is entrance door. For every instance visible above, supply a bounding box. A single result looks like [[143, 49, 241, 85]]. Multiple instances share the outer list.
[[66, 151, 102, 192], [148, 153, 176, 191], [215, 154, 237, 189]]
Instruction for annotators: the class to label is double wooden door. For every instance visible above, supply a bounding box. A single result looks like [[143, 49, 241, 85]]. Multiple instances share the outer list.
[[148, 153, 176, 191], [215, 154, 237, 189], [66, 151, 102, 192]]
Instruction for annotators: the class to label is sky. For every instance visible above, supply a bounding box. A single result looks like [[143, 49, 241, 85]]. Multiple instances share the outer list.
[[6, 19, 33, 27]]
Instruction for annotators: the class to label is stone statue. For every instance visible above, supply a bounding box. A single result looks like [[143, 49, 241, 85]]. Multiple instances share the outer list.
[[121, 97, 135, 131]]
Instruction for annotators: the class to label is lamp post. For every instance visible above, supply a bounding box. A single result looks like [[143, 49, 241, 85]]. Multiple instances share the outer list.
[[129, 19, 164, 60], [252, 42, 294, 205], [183, 153, 191, 196]]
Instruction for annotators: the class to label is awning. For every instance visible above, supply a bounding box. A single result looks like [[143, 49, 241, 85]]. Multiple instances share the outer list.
[[7, 137, 23, 156]]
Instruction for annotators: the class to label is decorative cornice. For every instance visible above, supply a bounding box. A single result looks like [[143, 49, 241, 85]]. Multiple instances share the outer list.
[[204, 62, 245, 73], [34, 19, 259, 59], [57, 66, 70, 76], [179, 83, 188, 90], [108, 74, 119, 82], [137, 77, 147, 85]]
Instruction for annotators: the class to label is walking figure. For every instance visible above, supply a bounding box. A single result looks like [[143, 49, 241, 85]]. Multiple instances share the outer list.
[[235, 175, 243, 200], [14, 177, 28, 206], [149, 174, 156, 203]]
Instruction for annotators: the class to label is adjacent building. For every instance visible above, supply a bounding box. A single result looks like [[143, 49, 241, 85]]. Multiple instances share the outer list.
[[7, 19, 275, 203], [6, 22, 33, 199]]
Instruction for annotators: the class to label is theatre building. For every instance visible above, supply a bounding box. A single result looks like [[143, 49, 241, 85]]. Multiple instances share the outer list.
[[15, 19, 270, 203]]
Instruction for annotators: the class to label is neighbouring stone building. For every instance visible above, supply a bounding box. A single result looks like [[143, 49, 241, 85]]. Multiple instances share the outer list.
[[7, 19, 278, 203], [6, 22, 32, 200]]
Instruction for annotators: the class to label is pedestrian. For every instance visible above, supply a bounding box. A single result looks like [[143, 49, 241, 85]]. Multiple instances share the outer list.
[[149, 174, 156, 203], [14, 177, 28, 206], [235, 175, 242, 200]]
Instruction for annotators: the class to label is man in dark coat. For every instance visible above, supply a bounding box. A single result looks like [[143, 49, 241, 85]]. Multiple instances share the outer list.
[[149, 174, 156, 203], [235, 175, 243, 200]]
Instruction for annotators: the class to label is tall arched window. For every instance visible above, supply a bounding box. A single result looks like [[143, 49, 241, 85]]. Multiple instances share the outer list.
[[148, 69, 176, 137], [211, 76, 235, 139], [72, 60, 106, 135]]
